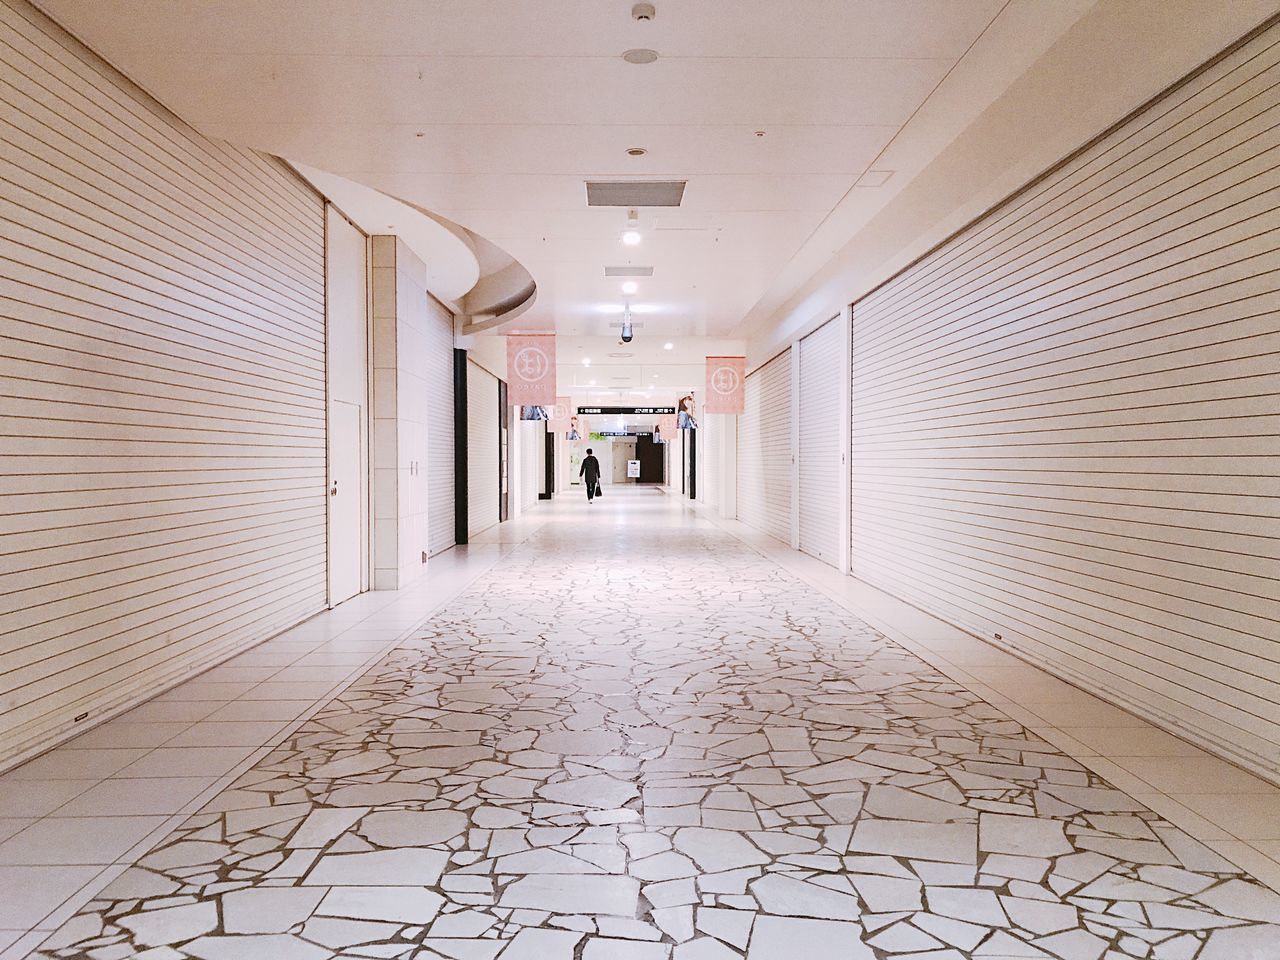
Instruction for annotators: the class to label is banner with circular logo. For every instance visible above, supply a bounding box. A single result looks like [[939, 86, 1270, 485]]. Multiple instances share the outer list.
[[704, 356, 746, 414], [506, 334, 556, 407], [549, 396, 573, 433]]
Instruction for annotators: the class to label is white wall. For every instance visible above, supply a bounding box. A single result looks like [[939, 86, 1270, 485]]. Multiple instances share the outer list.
[[849, 21, 1280, 783], [370, 237, 435, 587], [0, 0, 327, 769]]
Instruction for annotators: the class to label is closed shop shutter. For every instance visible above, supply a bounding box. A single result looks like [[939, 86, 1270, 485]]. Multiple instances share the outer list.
[[797, 317, 845, 566], [850, 22, 1280, 780], [0, 2, 326, 767], [737, 349, 792, 543]]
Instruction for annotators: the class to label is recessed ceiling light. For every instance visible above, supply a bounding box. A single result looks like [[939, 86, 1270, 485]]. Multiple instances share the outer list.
[[589, 379, 596, 385], [626, 147, 647, 157], [621, 230, 642, 246], [582, 358, 591, 366], [663, 342, 673, 350], [622, 48, 659, 65], [621, 280, 639, 294]]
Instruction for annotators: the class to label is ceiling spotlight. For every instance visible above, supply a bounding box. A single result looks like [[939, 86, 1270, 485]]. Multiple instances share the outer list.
[[589, 379, 597, 385], [621, 230, 642, 246], [582, 357, 591, 366], [622, 48, 659, 64], [621, 280, 638, 294], [663, 342, 673, 350], [626, 147, 647, 157]]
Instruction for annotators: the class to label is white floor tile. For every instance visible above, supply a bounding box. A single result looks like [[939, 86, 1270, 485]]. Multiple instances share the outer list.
[[0, 816, 167, 865], [1114, 756, 1280, 795], [50, 776, 218, 817], [163, 722, 291, 748], [63, 722, 191, 750], [115, 747, 254, 779], [0, 748, 149, 781], [0, 866, 103, 928], [0, 780, 96, 818]]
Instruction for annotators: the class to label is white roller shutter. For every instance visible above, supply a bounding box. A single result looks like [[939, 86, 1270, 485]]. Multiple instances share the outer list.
[[466, 361, 499, 538], [519, 418, 544, 512], [0, 2, 326, 769], [701, 416, 721, 512], [737, 349, 792, 543], [851, 22, 1280, 782], [797, 317, 845, 566], [425, 298, 454, 555]]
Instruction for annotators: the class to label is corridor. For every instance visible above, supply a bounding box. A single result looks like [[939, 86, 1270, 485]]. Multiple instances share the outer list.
[[10, 490, 1280, 960]]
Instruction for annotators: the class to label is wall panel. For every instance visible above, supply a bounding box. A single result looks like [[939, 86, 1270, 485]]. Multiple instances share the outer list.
[[518, 418, 544, 513], [0, 0, 326, 768], [851, 21, 1280, 781], [737, 349, 792, 543], [425, 297, 455, 556], [700, 414, 722, 513], [466, 361, 500, 537]]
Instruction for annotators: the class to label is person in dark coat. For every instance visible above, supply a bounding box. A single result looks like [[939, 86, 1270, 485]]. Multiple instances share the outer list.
[[580, 448, 602, 503]]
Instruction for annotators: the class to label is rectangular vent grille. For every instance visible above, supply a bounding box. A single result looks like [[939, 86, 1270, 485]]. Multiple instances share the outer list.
[[604, 266, 655, 277], [586, 180, 686, 207]]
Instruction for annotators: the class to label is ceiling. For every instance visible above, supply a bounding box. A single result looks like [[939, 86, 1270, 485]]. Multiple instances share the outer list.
[[37, 0, 1097, 339]]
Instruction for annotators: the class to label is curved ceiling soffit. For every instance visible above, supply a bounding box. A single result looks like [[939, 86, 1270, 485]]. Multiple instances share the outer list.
[[290, 163, 535, 330], [398, 198, 538, 336]]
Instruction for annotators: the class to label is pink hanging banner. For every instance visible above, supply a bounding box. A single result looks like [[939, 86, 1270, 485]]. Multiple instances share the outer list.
[[507, 334, 556, 407], [704, 356, 746, 414], [549, 396, 573, 433]]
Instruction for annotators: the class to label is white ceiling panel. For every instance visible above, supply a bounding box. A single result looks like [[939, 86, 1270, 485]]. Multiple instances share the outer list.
[[34, 0, 1095, 336], [93, 54, 952, 128], [35, 1, 1005, 60], [204, 122, 899, 177]]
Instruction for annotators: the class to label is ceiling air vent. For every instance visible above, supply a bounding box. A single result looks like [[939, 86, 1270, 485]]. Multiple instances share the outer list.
[[586, 180, 686, 207], [604, 266, 655, 277]]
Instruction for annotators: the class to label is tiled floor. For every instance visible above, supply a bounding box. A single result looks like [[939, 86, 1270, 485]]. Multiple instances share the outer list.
[[3, 488, 1279, 959]]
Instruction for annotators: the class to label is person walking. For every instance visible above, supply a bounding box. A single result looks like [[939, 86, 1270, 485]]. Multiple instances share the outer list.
[[580, 447, 602, 504]]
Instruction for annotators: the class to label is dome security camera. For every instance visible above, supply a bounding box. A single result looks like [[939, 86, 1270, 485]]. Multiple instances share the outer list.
[[620, 322, 634, 343], [632, 3, 656, 21]]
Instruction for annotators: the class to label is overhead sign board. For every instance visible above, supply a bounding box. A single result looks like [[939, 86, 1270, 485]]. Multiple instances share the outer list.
[[576, 406, 675, 415]]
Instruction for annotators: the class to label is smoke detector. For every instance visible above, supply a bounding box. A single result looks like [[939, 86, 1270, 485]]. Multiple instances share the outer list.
[[632, 3, 656, 21]]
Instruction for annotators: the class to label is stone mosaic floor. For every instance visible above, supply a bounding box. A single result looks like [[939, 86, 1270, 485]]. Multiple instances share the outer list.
[[28, 494, 1280, 959]]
